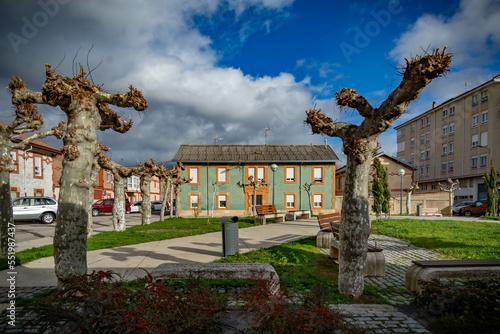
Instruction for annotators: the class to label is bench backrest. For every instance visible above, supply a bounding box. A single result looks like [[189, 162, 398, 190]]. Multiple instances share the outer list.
[[256, 205, 277, 215], [422, 208, 439, 213], [317, 213, 340, 231]]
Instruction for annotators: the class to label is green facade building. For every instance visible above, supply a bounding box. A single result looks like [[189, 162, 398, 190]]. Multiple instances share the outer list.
[[173, 145, 340, 217]]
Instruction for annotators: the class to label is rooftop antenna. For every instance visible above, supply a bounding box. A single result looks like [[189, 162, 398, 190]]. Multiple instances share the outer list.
[[265, 127, 272, 145], [324, 138, 327, 147], [214, 136, 222, 145], [465, 82, 470, 91]]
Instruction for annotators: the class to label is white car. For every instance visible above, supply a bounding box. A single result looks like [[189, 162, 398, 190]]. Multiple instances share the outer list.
[[130, 201, 142, 213], [452, 201, 474, 215], [12, 196, 58, 224]]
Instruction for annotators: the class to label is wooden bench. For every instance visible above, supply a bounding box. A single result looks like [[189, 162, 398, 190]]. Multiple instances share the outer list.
[[316, 213, 340, 248], [421, 208, 442, 217], [254, 205, 285, 225], [329, 221, 385, 277], [405, 259, 500, 292], [285, 209, 311, 221], [150, 263, 280, 295]]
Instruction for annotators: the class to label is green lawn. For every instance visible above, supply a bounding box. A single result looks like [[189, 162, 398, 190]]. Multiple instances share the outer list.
[[2, 216, 270, 270], [371, 218, 500, 259]]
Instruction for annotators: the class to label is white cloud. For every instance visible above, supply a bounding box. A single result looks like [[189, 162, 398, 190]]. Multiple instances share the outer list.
[[390, 0, 500, 65]]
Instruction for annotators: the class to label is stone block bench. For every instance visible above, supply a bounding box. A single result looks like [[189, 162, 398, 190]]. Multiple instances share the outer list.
[[255, 205, 285, 225], [285, 210, 311, 221], [329, 221, 385, 277], [316, 213, 340, 248], [421, 208, 442, 217], [405, 259, 500, 292], [150, 263, 280, 295]]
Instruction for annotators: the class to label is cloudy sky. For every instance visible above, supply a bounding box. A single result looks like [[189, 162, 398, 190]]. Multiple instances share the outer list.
[[1, 0, 499, 167]]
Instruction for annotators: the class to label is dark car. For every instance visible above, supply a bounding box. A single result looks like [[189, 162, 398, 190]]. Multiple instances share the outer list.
[[92, 198, 131, 216], [151, 201, 170, 213], [12, 196, 58, 224], [459, 200, 500, 217]]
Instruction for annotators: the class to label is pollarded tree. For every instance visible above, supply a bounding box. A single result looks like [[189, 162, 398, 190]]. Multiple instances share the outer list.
[[404, 182, 419, 215], [305, 47, 451, 299], [438, 178, 460, 217], [0, 101, 64, 260], [371, 158, 384, 220], [9, 65, 147, 288], [299, 182, 314, 214], [484, 161, 498, 217], [137, 159, 166, 225]]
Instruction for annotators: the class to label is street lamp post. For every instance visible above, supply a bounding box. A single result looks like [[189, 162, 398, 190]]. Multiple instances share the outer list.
[[270, 164, 278, 205], [398, 168, 406, 215]]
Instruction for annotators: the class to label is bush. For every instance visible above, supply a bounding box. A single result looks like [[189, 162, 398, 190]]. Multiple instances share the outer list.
[[411, 277, 500, 333]]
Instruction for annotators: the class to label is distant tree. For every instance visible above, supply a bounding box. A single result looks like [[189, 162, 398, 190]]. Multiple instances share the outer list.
[[484, 161, 498, 216], [299, 182, 314, 214], [137, 159, 166, 225], [172, 176, 189, 217], [404, 182, 419, 215], [242, 176, 269, 216], [371, 158, 384, 219], [0, 101, 64, 260], [438, 178, 460, 217], [305, 47, 451, 298], [159, 163, 185, 221], [9, 64, 147, 289]]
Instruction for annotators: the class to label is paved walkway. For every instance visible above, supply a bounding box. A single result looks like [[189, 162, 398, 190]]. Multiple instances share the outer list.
[[0, 217, 460, 333]]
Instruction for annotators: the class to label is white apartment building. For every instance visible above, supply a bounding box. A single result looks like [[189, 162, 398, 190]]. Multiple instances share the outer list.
[[395, 74, 500, 203]]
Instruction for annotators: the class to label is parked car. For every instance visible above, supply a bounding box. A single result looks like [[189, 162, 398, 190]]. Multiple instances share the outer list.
[[458, 200, 500, 217], [151, 201, 170, 212], [452, 201, 474, 215], [12, 196, 58, 224], [92, 198, 131, 216], [130, 201, 142, 213]]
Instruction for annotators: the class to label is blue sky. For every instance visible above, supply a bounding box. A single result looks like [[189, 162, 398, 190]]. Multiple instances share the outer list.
[[1, 0, 499, 166]]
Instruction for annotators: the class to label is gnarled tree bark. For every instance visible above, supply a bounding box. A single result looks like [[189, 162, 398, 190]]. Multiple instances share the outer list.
[[305, 47, 451, 299]]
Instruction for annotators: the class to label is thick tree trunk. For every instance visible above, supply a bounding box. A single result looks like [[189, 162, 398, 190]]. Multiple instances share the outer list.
[[87, 160, 100, 238], [406, 191, 411, 215], [0, 171, 13, 260], [113, 177, 126, 231], [448, 191, 454, 217], [339, 144, 374, 299], [160, 179, 171, 221], [175, 186, 181, 217], [141, 176, 152, 225], [54, 112, 97, 289], [170, 185, 174, 218]]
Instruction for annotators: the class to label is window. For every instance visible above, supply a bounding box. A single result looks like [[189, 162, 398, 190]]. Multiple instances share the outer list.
[[481, 90, 488, 102], [449, 106, 455, 116], [286, 194, 295, 209], [420, 135, 425, 144], [397, 141, 405, 152], [480, 155, 487, 168], [448, 161, 454, 171], [481, 110, 488, 124], [442, 125, 447, 137], [471, 156, 478, 169], [34, 155, 42, 178], [410, 153, 414, 164], [10, 150, 18, 173], [248, 167, 255, 181], [426, 116, 431, 126], [426, 133, 430, 143], [313, 167, 323, 183], [10, 187, 18, 200], [420, 151, 425, 161], [472, 94, 479, 106], [189, 194, 199, 209], [257, 167, 265, 181], [442, 163, 447, 172], [442, 109, 448, 119], [449, 142, 454, 154], [35, 189, 43, 197], [431, 184, 437, 190], [217, 194, 227, 209], [442, 144, 447, 156], [217, 167, 227, 183], [421, 184, 427, 191], [410, 138, 415, 148], [410, 123, 415, 133], [426, 165, 430, 175], [420, 167, 424, 176], [426, 149, 430, 160], [285, 167, 296, 183], [472, 114, 479, 127], [449, 122, 455, 135], [397, 128, 405, 138], [472, 134, 479, 148], [481, 132, 487, 146], [189, 167, 199, 184], [313, 194, 323, 208]]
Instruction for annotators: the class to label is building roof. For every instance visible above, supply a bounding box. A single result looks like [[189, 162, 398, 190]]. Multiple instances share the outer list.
[[10, 134, 61, 155], [173, 145, 340, 163], [335, 152, 416, 174]]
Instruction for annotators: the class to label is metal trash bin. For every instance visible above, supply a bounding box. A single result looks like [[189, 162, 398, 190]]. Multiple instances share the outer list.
[[416, 203, 423, 216], [221, 216, 239, 257]]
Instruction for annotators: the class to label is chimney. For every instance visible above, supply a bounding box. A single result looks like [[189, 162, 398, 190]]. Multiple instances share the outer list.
[[432, 101, 437, 108]]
